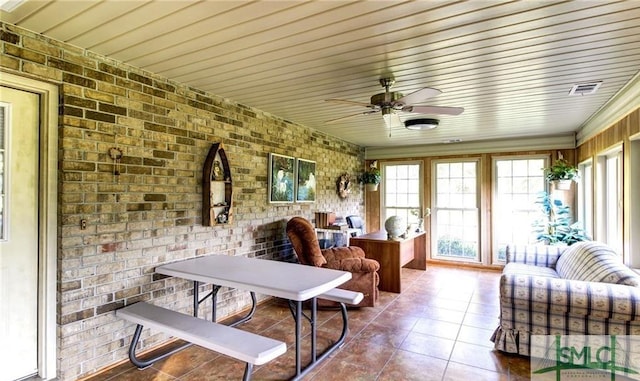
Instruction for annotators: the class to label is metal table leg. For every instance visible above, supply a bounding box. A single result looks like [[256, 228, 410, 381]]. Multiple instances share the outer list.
[[288, 298, 350, 381], [311, 297, 317, 363], [295, 300, 302, 376], [193, 281, 256, 325]]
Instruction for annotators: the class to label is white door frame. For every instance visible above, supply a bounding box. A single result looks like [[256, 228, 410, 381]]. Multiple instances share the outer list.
[[1, 71, 58, 380]]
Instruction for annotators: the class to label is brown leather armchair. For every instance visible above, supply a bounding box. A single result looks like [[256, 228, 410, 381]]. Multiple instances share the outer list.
[[286, 216, 379, 307]]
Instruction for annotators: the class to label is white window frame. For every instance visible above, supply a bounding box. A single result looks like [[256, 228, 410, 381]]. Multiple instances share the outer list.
[[491, 155, 548, 262], [431, 158, 480, 263], [380, 161, 423, 230], [629, 135, 640, 267], [0, 102, 10, 241], [577, 159, 593, 239], [595, 145, 623, 255]]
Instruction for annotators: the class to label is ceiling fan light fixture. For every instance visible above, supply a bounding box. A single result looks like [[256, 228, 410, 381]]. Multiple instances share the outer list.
[[381, 107, 394, 128], [405, 118, 439, 130], [324, 78, 462, 126]]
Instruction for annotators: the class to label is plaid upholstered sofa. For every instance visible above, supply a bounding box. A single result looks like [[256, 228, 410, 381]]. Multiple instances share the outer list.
[[491, 241, 640, 356]]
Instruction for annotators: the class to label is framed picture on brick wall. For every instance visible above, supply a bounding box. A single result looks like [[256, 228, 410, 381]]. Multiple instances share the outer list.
[[296, 158, 316, 203], [268, 153, 295, 203]]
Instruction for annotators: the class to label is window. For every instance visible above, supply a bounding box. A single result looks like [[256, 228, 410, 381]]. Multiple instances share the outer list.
[[382, 162, 422, 230], [432, 160, 479, 261], [493, 157, 547, 261], [0, 104, 6, 240], [630, 138, 640, 267], [596, 147, 622, 254], [578, 159, 593, 238]]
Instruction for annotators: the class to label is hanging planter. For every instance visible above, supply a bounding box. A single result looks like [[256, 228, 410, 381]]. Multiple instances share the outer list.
[[552, 179, 573, 191], [360, 161, 381, 192], [543, 157, 578, 191], [365, 183, 379, 192]]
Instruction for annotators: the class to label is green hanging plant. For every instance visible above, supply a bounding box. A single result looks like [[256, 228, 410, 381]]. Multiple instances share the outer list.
[[360, 167, 381, 185], [360, 160, 381, 185], [543, 158, 579, 182]]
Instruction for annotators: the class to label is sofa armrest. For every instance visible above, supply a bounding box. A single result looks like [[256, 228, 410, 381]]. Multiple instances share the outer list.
[[322, 246, 380, 273], [505, 244, 566, 268], [322, 246, 365, 260], [501, 273, 640, 321], [325, 257, 380, 273]]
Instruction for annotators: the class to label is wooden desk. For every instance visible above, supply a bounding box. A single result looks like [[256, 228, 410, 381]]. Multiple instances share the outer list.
[[349, 231, 427, 293]]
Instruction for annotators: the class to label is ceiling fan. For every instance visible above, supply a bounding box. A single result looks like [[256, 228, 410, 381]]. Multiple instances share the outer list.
[[325, 78, 464, 128]]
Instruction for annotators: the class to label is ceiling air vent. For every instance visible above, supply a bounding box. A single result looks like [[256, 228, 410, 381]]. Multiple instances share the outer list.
[[569, 82, 602, 96]]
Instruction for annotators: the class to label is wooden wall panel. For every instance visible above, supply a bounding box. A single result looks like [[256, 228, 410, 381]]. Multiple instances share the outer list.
[[575, 107, 639, 263], [630, 110, 640, 137], [577, 108, 639, 161], [364, 160, 381, 232]]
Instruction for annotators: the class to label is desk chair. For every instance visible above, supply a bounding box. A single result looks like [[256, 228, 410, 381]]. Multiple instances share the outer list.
[[346, 215, 365, 237], [286, 216, 379, 307]]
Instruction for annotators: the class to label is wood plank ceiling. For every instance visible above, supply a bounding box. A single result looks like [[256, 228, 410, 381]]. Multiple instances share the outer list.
[[2, 0, 639, 148]]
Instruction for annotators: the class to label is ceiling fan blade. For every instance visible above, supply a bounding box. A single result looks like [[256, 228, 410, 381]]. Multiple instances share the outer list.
[[403, 105, 465, 116], [325, 98, 375, 108], [395, 87, 441, 106], [325, 110, 378, 124]]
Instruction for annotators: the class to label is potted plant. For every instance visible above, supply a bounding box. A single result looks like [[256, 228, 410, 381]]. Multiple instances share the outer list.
[[544, 158, 579, 190], [532, 191, 590, 245], [361, 161, 381, 191]]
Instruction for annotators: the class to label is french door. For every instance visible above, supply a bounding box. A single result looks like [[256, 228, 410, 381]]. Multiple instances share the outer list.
[[0, 86, 40, 381]]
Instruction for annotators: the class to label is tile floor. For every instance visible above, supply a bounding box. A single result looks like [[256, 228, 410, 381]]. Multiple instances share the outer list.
[[83, 265, 532, 381]]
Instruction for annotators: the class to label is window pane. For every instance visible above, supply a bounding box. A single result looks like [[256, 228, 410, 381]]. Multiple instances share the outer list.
[[450, 163, 462, 177], [497, 160, 511, 174], [493, 157, 546, 261], [512, 160, 528, 174], [463, 194, 476, 208], [604, 153, 622, 253], [0, 106, 5, 240], [529, 177, 544, 193], [437, 193, 449, 208], [387, 166, 397, 178], [512, 177, 528, 193], [397, 165, 408, 178], [437, 178, 449, 193], [578, 161, 593, 237], [433, 160, 479, 261], [383, 163, 422, 229], [437, 163, 449, 178], [397, 179, 408, 191]]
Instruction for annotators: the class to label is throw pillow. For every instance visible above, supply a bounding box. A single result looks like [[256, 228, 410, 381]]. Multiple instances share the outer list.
[[556, 241, 640, 286]]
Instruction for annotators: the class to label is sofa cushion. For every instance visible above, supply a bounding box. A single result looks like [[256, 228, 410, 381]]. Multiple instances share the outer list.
[[555, 241, 640, 286], [505, 245, 566, 267], [502, 262, 561, 278]]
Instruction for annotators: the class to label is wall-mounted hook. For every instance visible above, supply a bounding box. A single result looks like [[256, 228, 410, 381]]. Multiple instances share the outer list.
[[109, 147, 123, 179]]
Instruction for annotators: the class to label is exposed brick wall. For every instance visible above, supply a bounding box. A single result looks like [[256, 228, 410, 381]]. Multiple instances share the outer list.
[[1, 23, 365, 380]]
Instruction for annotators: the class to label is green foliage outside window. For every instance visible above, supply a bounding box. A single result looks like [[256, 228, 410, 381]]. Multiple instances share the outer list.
[[437, 236, 477, 258]]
